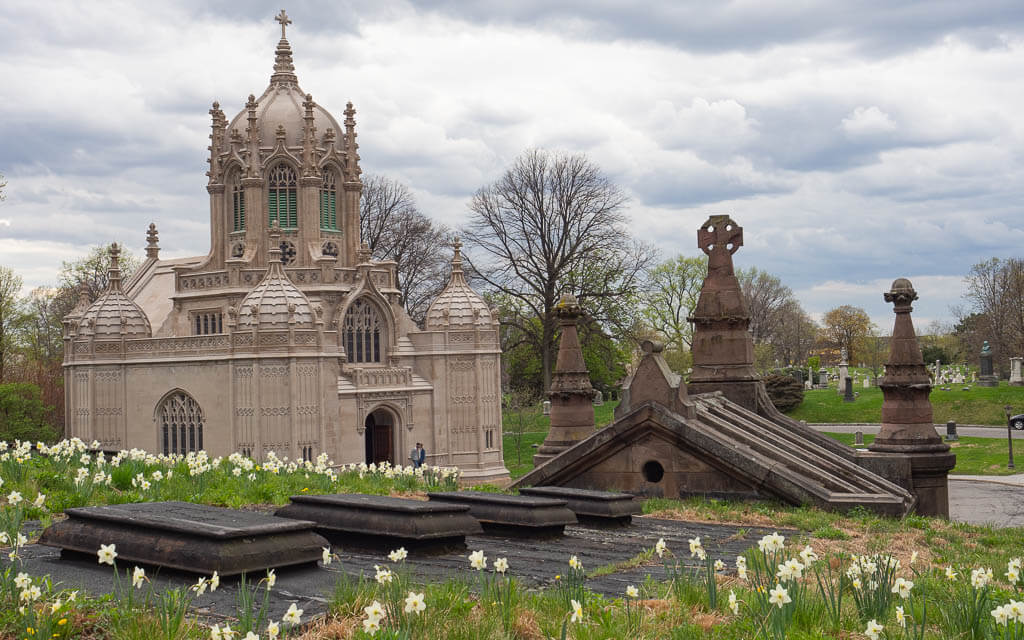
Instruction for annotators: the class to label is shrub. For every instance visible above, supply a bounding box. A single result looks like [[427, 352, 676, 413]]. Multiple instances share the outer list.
[[764, 374, 804, 412], [0, 382, 56, 442]]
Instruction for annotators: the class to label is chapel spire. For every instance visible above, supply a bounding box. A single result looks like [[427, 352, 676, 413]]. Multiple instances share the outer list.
[[270, 9, 297, 86]]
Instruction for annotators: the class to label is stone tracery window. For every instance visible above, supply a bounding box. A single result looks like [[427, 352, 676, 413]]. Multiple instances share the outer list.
[[229, 170, 245, 232], [343, 298, 383, 363], [267, 163, 298, 228], [320, 169, 338, 230], [158, 391, 204, 455]]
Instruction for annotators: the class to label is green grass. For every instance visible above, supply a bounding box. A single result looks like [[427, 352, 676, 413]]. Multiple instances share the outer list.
[[503, 400, 619, 479], [786, 381, 1024, 426], [824, 431, 1021, 476]]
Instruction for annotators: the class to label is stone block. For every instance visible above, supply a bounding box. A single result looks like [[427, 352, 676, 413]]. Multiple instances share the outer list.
[[38, 501, 327, 576], [518, 486, 641, 526], [275, 494, 482, 551], [427, 491, 577, 537]]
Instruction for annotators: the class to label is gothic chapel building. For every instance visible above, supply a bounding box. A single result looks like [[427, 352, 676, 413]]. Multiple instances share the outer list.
[[61, 12, 509, 483]]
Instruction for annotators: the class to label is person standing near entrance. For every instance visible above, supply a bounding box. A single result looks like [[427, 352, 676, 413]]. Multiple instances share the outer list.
[[409, 442, 425, 468]]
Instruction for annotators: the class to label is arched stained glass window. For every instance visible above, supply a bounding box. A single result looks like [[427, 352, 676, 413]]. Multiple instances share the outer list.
[[343, 299, 383, 363], [267, 164, 298, 228], [230, 170, 245, 231], [158, 391, 204, 455], [320, 169, 338, 230]]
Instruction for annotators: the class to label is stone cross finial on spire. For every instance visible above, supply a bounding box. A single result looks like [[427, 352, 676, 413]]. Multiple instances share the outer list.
[[275, 9, 292, 39], [146, 223, 160, 259]]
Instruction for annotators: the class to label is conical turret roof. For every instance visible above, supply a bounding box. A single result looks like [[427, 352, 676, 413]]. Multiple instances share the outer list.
[[238, 226, 314, 330], [425, 239, 492, 330], [79, 244, 151, 339]]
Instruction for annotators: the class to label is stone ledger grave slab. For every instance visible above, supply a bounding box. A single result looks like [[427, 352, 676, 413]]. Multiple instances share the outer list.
[[38, 501, 327, 576], [275, 494, 482, 550], [427, 491, 577, 537], [519, 487, 641, 526]]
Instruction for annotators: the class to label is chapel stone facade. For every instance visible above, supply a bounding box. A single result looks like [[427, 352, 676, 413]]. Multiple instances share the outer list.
[[61, 12, 509, 483]]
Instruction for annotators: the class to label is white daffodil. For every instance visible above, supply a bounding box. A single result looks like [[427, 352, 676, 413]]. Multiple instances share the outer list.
[[266, 569, 276, 589], [971, 567, 993, 589], [494, 557, 509, 574], [688, 537, 703, 558], [896, 606, 906, 628], [364, 600, 385, 621], [758, 532, 785, 553], [404, 591, 426, 614], [865, 619, 883, 640], [363, 617, 381, 635], [993, 604, 1011, 626], [714, 559, 726, 571], [655, 538, 667, 558], [569, 555, 582, 570], [209, 623, 222, 640], [891, 577, 914, 599], [7, 490, 23, 505], [570, 599, 583, 623], [14, 572, 30, 589], [132, 566, 146, 589], [322, 547, 332, 565], [283, 602, 303, 624], [626, 585, 639, 599], [210, 571, 220, 592], [266, 620, 280, 638], [97, 543, 118, 565], [945, 566, 958, 581], [389, 547, 408, 563], [768, 584, 791, 608], [243, 633, 259, 640], [469, 549, 487, 570], [193, 577, 208, 596], [799, 545, 818, 565], [728, 590, 739, 615], [33, 493, 46, 509], [909, 550, 918, 565]]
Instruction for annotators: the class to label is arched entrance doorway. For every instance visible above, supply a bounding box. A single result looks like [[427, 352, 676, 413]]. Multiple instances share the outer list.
[[364, 408, 395, 465]]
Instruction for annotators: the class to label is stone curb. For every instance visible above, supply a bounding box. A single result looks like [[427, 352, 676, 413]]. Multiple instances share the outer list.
[[948, 475, 1024, 488]]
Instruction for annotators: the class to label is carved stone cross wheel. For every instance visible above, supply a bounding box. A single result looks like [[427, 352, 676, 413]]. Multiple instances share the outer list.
[[698, 215, 743, 256]]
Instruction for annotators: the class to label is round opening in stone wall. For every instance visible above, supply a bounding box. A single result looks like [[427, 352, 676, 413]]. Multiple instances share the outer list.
[[642, 460, 664, 483]]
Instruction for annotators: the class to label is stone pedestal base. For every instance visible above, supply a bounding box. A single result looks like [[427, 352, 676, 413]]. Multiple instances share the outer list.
[[906, 452, 956, 518], [687, 380, 760, 412], [978, 375, 999, 388], [855, 450, 954, 517]]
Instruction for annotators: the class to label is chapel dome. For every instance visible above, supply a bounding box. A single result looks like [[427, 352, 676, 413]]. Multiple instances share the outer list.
[[224, 25, 342, 149], [79, 244, 151, 339], [425, 240, 493, 330], [238, 231, 314, 330]]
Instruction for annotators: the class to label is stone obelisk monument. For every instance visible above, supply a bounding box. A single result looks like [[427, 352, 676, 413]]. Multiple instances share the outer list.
[[533, 294, 596, 467], [868, 278, 955, 517], [686, 215, 760, 410]]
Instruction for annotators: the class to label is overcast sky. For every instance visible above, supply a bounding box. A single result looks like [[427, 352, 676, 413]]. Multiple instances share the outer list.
[[2, 0, 1023, 333]]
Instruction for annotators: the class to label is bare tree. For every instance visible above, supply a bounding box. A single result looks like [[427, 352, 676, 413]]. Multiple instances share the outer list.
[[59, 245, 141, 303], [360, 174, 452, 325], [736, 267, 795, 345], [771, 300, 818, 366], [641, 254, 707, 352], [960, 257, 1024, 376], [462, 148, 650, 391], [0, 267, 23, 383]]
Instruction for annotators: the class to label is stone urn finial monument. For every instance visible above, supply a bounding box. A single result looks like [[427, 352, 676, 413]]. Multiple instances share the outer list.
[[868, 278, 955, 517], [533, 293, 596, 467]]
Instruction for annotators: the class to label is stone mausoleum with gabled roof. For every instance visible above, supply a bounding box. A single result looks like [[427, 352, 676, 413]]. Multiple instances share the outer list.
[[60, 11, 509, 483]]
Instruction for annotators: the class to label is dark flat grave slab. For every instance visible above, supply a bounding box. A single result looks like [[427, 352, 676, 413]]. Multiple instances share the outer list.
[[275, 494, 482, 551], [11, 515, 796, 623], [519, 486, 641, 526], [38, 501, 327, 576], [427, 491, 577, 537]]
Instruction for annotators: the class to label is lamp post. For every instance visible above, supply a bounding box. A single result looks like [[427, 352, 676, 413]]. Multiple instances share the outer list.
[[1005, 405, 1016, 470]]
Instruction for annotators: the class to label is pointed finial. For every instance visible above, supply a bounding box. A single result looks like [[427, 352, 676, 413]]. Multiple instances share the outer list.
[[275, 9, 292, 39], [271, 10, 297, 84], [107, 242, 123, 291], [358, 241, 372, 263], [146, 223, 160, 259]]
